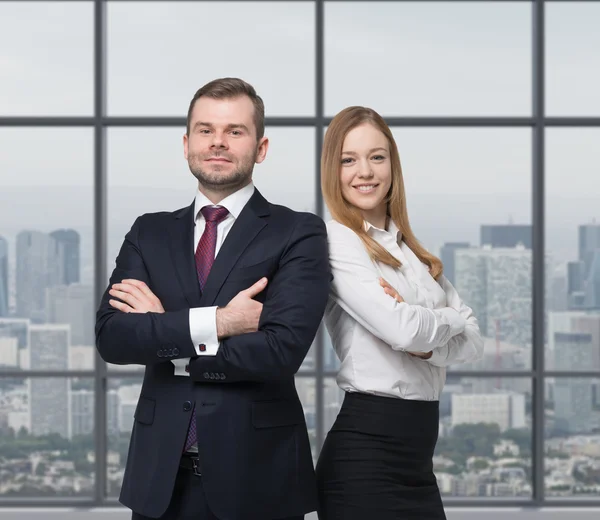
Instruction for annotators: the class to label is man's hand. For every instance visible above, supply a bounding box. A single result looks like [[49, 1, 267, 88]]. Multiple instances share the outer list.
[[379, 277, 432, 359], [216, 278, 268, 339], [109, 279, 165, 314]]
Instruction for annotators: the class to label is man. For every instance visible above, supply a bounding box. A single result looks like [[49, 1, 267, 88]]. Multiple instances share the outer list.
[[95, 78, 330, 520]]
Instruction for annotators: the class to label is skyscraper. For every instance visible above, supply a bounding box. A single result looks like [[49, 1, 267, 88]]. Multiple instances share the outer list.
[[16, 231, 62, 322], [567, 223, 600, 310], [583, 250, 600, 310], [28, 324, 70, 438], [578, 222, 600, 277], [480, 225, 532, 249], [440, 242, 470, 285], [553, 332, 594, 435], [49, 229, 80, 285], [455, 245, 537, 347], [548, 311, 600, 371], [47, 283, 94, 345], [0, 236, 8, 317]]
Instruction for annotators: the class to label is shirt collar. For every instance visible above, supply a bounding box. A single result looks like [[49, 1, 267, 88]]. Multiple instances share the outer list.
[[363, 218, 402, 242], [194, 182, 255, 222]]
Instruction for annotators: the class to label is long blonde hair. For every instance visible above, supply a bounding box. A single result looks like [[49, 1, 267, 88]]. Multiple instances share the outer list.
[[321, 106, 443, 280]]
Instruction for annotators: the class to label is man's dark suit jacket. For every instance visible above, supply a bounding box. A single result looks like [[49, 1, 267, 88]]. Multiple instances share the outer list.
[[95, 189, 331, 520]]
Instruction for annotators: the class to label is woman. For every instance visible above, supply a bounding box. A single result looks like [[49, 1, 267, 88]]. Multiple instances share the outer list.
[[315, 106, 484, 520]]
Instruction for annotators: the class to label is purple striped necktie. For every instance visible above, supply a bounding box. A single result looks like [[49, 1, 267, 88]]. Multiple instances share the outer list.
[[183, 205, 229, 452]]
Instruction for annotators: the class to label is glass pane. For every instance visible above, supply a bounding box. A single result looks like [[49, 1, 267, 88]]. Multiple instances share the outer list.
[[325, 2, 531, 117], [0, 376, 95, 498], [0, 2, 93, 116], [108, 2, 315, 116], [106, 127, 315, 371], [106, 377, 142, 497], [437, 376, 532, 498], [0, 129, 94, 369], [546, 378, 600, 497], [547, 3, 600, 116], [321, 376, 531, 498], [546, 129, 600, 371]]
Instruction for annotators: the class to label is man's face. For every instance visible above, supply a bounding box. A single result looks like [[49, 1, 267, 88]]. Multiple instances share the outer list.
[[184, 95, 268, 193]]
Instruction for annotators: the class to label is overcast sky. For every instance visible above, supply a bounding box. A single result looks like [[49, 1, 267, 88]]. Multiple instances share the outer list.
[[1, 1, 599, 269]]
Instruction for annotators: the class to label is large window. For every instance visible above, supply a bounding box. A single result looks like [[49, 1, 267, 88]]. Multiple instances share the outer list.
[[1, 0, 599, 507]]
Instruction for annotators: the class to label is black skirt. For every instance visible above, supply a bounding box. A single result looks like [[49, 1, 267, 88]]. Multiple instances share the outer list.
[[315, 391, 446, 520]]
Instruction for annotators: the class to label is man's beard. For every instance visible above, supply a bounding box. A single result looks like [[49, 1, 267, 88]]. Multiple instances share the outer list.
[[188, 151, 255, 191]]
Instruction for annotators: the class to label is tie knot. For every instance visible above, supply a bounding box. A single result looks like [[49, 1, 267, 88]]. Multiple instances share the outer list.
[[201, 205, 229, 223]]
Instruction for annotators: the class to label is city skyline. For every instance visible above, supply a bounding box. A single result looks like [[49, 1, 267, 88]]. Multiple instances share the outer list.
[[2, 215, 600, 497]]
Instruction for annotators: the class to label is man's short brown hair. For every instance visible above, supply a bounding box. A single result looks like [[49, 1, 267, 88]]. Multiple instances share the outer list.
[[186, 78, 265, 140]]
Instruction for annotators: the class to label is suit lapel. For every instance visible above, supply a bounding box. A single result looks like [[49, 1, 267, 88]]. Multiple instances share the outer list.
[[170, 200, 202, 308], [199, 189, 270, 306]]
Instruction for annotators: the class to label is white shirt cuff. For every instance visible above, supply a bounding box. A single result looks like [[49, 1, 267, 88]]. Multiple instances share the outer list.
[[437, 307, 467, 340], [189, 307, 220, 356]]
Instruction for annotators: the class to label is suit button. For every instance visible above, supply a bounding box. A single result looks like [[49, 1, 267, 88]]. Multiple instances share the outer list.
[[183, 401, 192, 411], [203, 372, 209, 379], [157, 351, 163, 357], [219, 373, 225, 380], [173, 347, 179, 356]]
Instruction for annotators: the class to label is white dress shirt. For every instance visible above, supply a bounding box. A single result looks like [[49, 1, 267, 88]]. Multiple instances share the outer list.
[[171, 182, 255, 376], [325, 219, 484, 401]]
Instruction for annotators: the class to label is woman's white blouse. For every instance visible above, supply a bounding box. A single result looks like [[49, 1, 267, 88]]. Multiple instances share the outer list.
[[325, 219, 484, 401]]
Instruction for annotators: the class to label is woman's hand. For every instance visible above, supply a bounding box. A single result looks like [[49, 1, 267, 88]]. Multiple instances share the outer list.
[[379, 278, 432, 359], [379, 277, 404, 303]]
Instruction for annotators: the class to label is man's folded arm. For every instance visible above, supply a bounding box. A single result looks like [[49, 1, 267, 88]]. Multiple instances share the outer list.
[[95, 216, 198, 366], [188, 214, 331, 383]]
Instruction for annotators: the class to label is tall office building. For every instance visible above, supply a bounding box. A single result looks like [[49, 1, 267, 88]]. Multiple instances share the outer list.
[[567, 261, 586, 310], [47, 283, 94, 345], [579, 222, 600, 277], [71, 389, 94, 437], [440, 242, 470, 285], [567, 223, 600, 310], [49, 229, 80, 285], [28, 324, 70, 438], [455, 246, 535, 348], [0, 236, 8, 317], [583, 250, 600, 310], [16, 231, 62, 322], [453, 249, 488, 334], [70, 388, 118, 438], [480, 225, 532, 249], [107, 389, 120, 435], [552, 332, 594, 435], [548, 311, 600, 372]]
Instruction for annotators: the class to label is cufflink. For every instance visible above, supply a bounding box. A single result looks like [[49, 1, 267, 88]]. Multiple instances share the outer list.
[[185, 365, 189, 373], [199, 344, 206, 352]]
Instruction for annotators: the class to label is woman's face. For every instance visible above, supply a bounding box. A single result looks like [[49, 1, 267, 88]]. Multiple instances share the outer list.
[[339, 123, 392, 224]]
